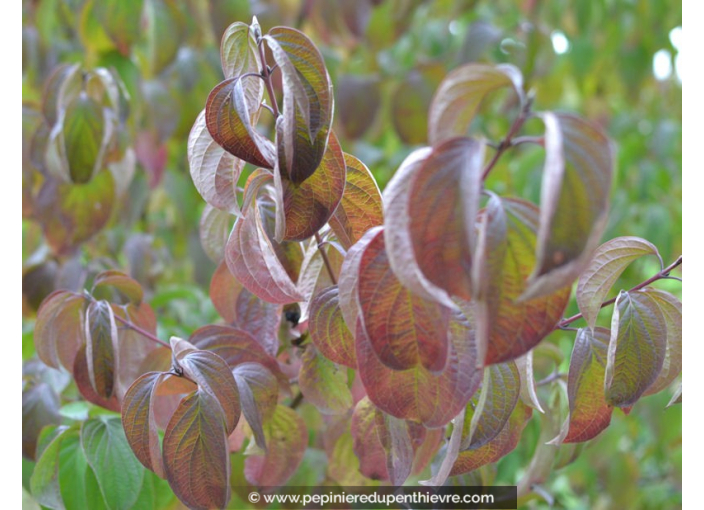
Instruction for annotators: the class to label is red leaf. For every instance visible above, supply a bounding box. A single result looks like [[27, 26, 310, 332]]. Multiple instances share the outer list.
[[35, 290, 86, 371], [308, 286, 356, 368]]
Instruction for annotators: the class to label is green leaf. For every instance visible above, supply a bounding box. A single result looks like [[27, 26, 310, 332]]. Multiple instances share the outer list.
[[299, 344, 353, 415], [523, 113, 614, 301], [391, 64, 444, 145], [84, 300, 118, 399], [329, 153, 384, 250], [576, 237, 661, 330], [63, 92, 106, 184], [143, 0, 185, 75], [81, 416, 146, 510], [605, 290, 667, 407], [30, 426, 72, 509], [244, 405, 308, 487], [94, 0, 144, 54], [308, 285, 357, 368], [641, 289, 682, 396], [428, 63, 523, 144], [58, 429, 108, 510]]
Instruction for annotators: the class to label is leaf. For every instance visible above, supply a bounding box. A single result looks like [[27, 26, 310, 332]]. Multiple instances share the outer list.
[[299, 344, 353, 415], [233, 362, 279, 451], [73, 346, 121, 413], [274, 128, 346, 242], [428, 63, 523, 144], [356, 300, 482, 427], [23, 382, 62, 460], [550, 327, 613, 444], [308, 285, 356, 368], [329, 153, 384, 250], [391, 64, 445, 145], [327, 427, 372, 486], [473, 197, 570, 365], [515, 351, 544, 413], [667, 384, 682, 408], [92, 270, 144, 305], [42, 63, 82, 126], [63, 92, 106, 184], [523, 113, 614, 301], [112, 302, 159, 399], [244, 405, 308, 487], [382, 148, 457, 309], [336, 75, 381, 139], [641, 289, 682, 396], [225, 201, 304, 304], [121, 372, 168, 477], [199, 205, 232, 263], [82, 416, 146, 510], [351, 398, 390, 482], [94, 0, 144, 54], [30, 426, 72, 509], [205, 78, 276, 169], [35, 291, 86, 370], [265, 26, 333, 184], [356, 227, 451, 372], [576, 237, 661, 330], [143, 0, 186, 75], [209, 261, 283, 356], [58, 429, 108, 510], [462, 361, 520, 451], [408, 137, 485, 301], [376, 413, 415, 486], [220, 22, 262, 84], [172, 348, 241, 434], [188, 109, 245, 214], [450, 401, 532, 476], [163, 390, 231, 510], [84, 300, 118, 399], [605, 290, 668, 407]]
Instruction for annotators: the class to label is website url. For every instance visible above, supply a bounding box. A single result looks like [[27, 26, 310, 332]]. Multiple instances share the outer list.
[[261, 491, 494, 506]]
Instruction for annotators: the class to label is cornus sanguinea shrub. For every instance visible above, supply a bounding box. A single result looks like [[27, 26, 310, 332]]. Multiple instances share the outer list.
[[28, 17, 681, 510]]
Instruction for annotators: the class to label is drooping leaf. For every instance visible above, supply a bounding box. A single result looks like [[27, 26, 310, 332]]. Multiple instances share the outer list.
[[244, 405, 308, 487], [84, 300, 118, 399], [576, 237, 661, 330], [121, 372, 168, 478], [375, 413, 415, 486], [143, 0, 186, 75], [73, 346, 121, 412], [472, 197, 570, 365], [265, 26, 333, 184], [162, 390, 231, 510], [329, 153, 383, 250], [35, 291, 86, 370], [299, 344, 353, 415], [605, 290, 667, 407], [209, 261, 283, 356], [205, 78, 276, 169], [356, 301, 482, 428], [407, 137, 485, 301], [356, 228, 451, 372], [450, 401, 532, 476], [225, 201, 303, 304], [220, 22, 262, 83], [515, 351, 544, 413], [523, 113, 614, 301], [427, 63, 523, 144], [274, 128, 346, 242], [171, 347, 241, 434], [94, 0, 144, 54], [188, 109, 245, 214], [351, 398, 390, 482], [92, 270, 144, 305], [550, 327, 612, 444], [641, 289, 682, 396], [82, 416, 146, 510], [308, 285, 356, 368], [462, 361, 520, 451], [233, 362, 279, 451], [199, 204, 232, 263], [63, 92, 106, 184], [383, 148, 456, 309]]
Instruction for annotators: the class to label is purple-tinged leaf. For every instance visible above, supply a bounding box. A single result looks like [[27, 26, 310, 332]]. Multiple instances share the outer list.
[[428, 63, 523, 144], [121, 372, 168, 478], [576, 237, 661, 330], [357, 228, 451, 372], [376, 413, 415, 486], [163, 390, 231, 510], [244, 405, 308, 487], [225, 201, 303, 304], [23, 381, 62, 460], [73, 346, 121, 413], [233, 362, 279, 451], [299, 345, 353, 415], [265, 26, 333, 184], [308, 286, 356, 368], [205, 79, 276, 169], [188, 109, 244, 214], [329, 153, 384, 250], [84, 300, 118, 399], [550, 327, 612, 445], [523, 113, 614, 301], [35, 291, 86, 370], [641, 289, 682, 396], [408, 137, 485, 301], [605, 290, 667, 407], [92, 270, 143, 305], [336, 75, 381, 140], [462, 361, 520, 451], [383, 148, 457, 309], [220, 22, 262, 83], [274, 129, 346, 242], [209, 261, 283, 356], [351, 398, 390, 482], [199, 204, 232, 263], [42, 63, 82, 126], [420, 409, 465, 487]]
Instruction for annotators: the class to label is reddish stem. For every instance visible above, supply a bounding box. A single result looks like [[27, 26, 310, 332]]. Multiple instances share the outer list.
[[114, 313, 170, 348]]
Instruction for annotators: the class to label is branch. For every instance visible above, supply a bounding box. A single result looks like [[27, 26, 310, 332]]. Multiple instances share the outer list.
[[315, 232, 338, 285], [257, 39, 280, 118], [482, 95, 534, 181], [557, 255, 682, 329], [114, 314, 170, 348]]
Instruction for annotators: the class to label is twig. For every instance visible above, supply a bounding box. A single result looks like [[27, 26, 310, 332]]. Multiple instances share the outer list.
[[482, 95, 534, 181], [114, 314, 170, 348], [315, 232, 338, 285]]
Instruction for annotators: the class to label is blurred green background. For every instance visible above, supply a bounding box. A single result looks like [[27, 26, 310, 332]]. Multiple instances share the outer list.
[[22, 1, 681, 508]]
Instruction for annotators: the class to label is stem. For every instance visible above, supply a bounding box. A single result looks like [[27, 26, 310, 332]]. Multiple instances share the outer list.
[[289, 391, 304, 409], [315, 232, 338, 285], [557, 255, 682, 329], [114, 314, 170, 348], [257, 39, 280, 117], [482, 95, 534, 181]]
